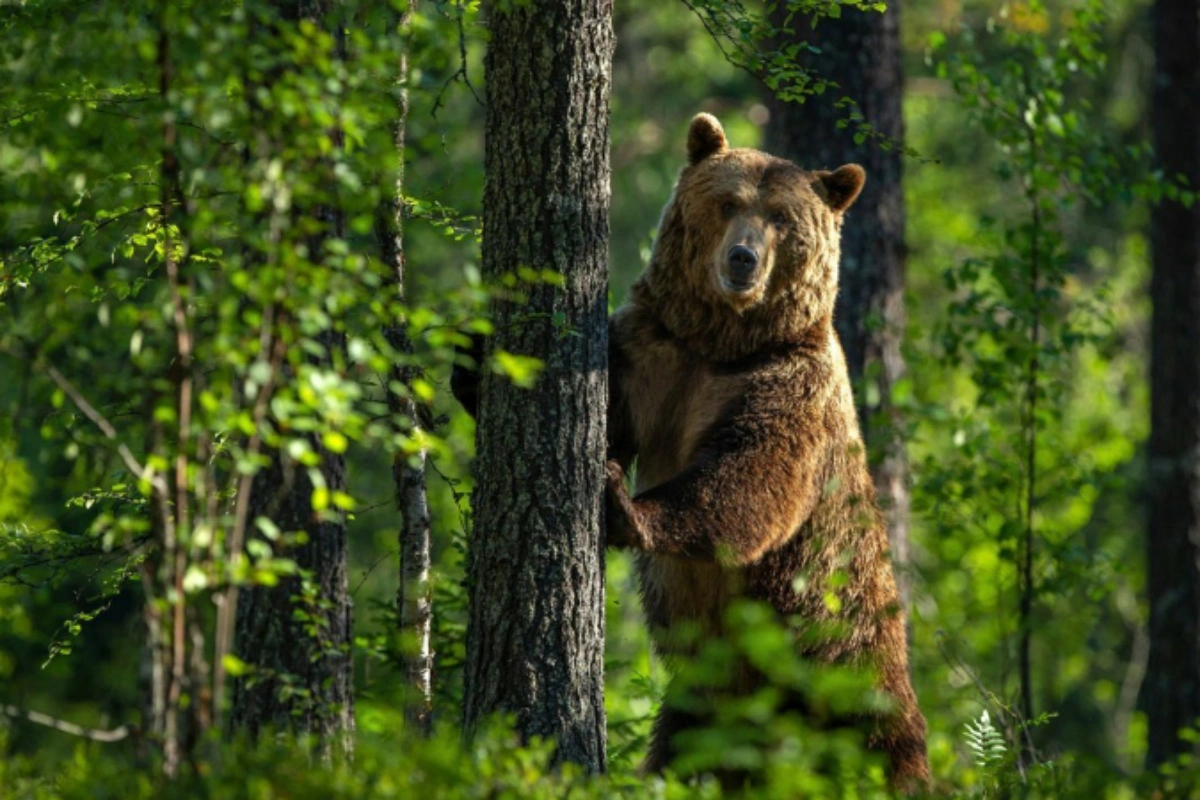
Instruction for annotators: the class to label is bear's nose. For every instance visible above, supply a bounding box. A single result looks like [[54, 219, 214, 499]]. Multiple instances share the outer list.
[[728, 245, 758, 284]]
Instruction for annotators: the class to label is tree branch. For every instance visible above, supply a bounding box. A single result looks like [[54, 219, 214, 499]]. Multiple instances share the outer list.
[[43, 364, 146, 479], [1, 704, 132, 743]]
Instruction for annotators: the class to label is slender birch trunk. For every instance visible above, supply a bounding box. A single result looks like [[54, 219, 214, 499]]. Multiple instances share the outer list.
[[375, 0, 434, 735]]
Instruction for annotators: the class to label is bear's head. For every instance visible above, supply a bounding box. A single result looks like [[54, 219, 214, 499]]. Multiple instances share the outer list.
[[635, 113, 865, 360]]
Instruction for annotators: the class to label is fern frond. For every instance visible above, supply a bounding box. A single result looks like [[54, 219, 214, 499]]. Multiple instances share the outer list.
[[964, 709, 1007, 768]]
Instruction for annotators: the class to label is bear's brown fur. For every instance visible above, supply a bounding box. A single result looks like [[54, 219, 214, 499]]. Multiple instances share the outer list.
[[605, 113, 929, 789]]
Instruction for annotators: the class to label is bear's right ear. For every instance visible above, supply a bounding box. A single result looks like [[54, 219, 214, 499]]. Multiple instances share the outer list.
[[814, 164, 866, 213], [687, 113, 727, 165]]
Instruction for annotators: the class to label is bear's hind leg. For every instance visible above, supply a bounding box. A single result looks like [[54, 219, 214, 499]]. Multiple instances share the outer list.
[[876, 712, 931, 793], [641, 701, 704, 776]]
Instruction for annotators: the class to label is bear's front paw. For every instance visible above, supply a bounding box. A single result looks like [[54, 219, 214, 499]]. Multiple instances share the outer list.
[[605, 460, 648, 551]]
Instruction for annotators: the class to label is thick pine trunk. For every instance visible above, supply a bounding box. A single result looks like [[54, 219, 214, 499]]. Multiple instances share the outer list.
[[764, 3, 910, 606], [229, 0, 354, 755], [461, 0, 612, 773], [1144, 0, 1200, 769]]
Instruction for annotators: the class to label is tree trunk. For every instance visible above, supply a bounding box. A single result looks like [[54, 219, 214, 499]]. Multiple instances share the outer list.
[[461, 0, 612, 773], [230, 452, 354, 752], [229, 0, 354, 756], [375, 1, 433, 736], [1144, 0, 1200, 769], [764, 3, 911, 608]]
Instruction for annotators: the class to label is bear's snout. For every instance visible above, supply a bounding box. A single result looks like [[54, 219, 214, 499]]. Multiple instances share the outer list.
[[726, 245, 759, 290]]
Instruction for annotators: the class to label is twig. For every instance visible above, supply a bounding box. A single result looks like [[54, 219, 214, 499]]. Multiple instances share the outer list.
[[43, 364, 146, 479], [431, 0, 482, 118], [353, 548, 399, 597], [90, 106, 236, 147], [1, 704, 132, 743], [0, 537, 148, 585]]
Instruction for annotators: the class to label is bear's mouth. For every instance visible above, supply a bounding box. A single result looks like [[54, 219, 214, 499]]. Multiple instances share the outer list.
[[720, 275, 759, 294]]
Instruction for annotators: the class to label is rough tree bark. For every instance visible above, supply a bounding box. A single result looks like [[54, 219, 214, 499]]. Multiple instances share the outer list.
[[1143, 0, 1200, 770], [229, 0, 354, 755], [229, 456, 354, 752], [764, 2, 911, 607], [460, 0, 613, 773], [374, 0, 433, 735]]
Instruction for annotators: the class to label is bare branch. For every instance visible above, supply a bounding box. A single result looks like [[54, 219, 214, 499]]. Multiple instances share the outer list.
[[431, 0, 482, 118], [1, 704, 132, 743], [43, 364, 146, 479]]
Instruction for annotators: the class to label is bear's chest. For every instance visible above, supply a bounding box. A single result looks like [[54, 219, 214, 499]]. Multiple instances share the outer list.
[[625, 340, 746, 493], [624, 338, 750, 643]]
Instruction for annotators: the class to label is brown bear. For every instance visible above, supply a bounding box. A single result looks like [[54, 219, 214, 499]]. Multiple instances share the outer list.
[[604, 113, 929, 789]]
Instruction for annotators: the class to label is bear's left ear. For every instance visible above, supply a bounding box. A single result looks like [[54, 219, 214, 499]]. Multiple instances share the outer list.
[[814, 164, 866, 213], [687, 113, 728, 165]]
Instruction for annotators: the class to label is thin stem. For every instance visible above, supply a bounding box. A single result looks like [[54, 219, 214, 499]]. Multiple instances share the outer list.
[[156, 0, 184, 776], [1018, 73, 1041, 766], [212, 332, 284, 728]]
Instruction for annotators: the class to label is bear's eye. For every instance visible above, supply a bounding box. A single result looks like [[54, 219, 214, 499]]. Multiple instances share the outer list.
[[721, 201, 738, 217], [770, 211, 790, 228]]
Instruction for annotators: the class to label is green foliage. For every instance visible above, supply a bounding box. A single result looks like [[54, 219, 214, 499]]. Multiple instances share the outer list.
[[0, 712, 1191, 799], [1157, 726, 1200, 799], [965, 709, 1008, 770], [0, 0, 492, 758], [678, 0, 918, 156], [921, 0, 1127, 670], [646, 600, 894, 796], [905, 0, 1164, 779]]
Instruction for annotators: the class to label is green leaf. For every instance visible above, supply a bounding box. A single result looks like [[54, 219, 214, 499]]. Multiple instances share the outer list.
[[222, 654, 249, 677]]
